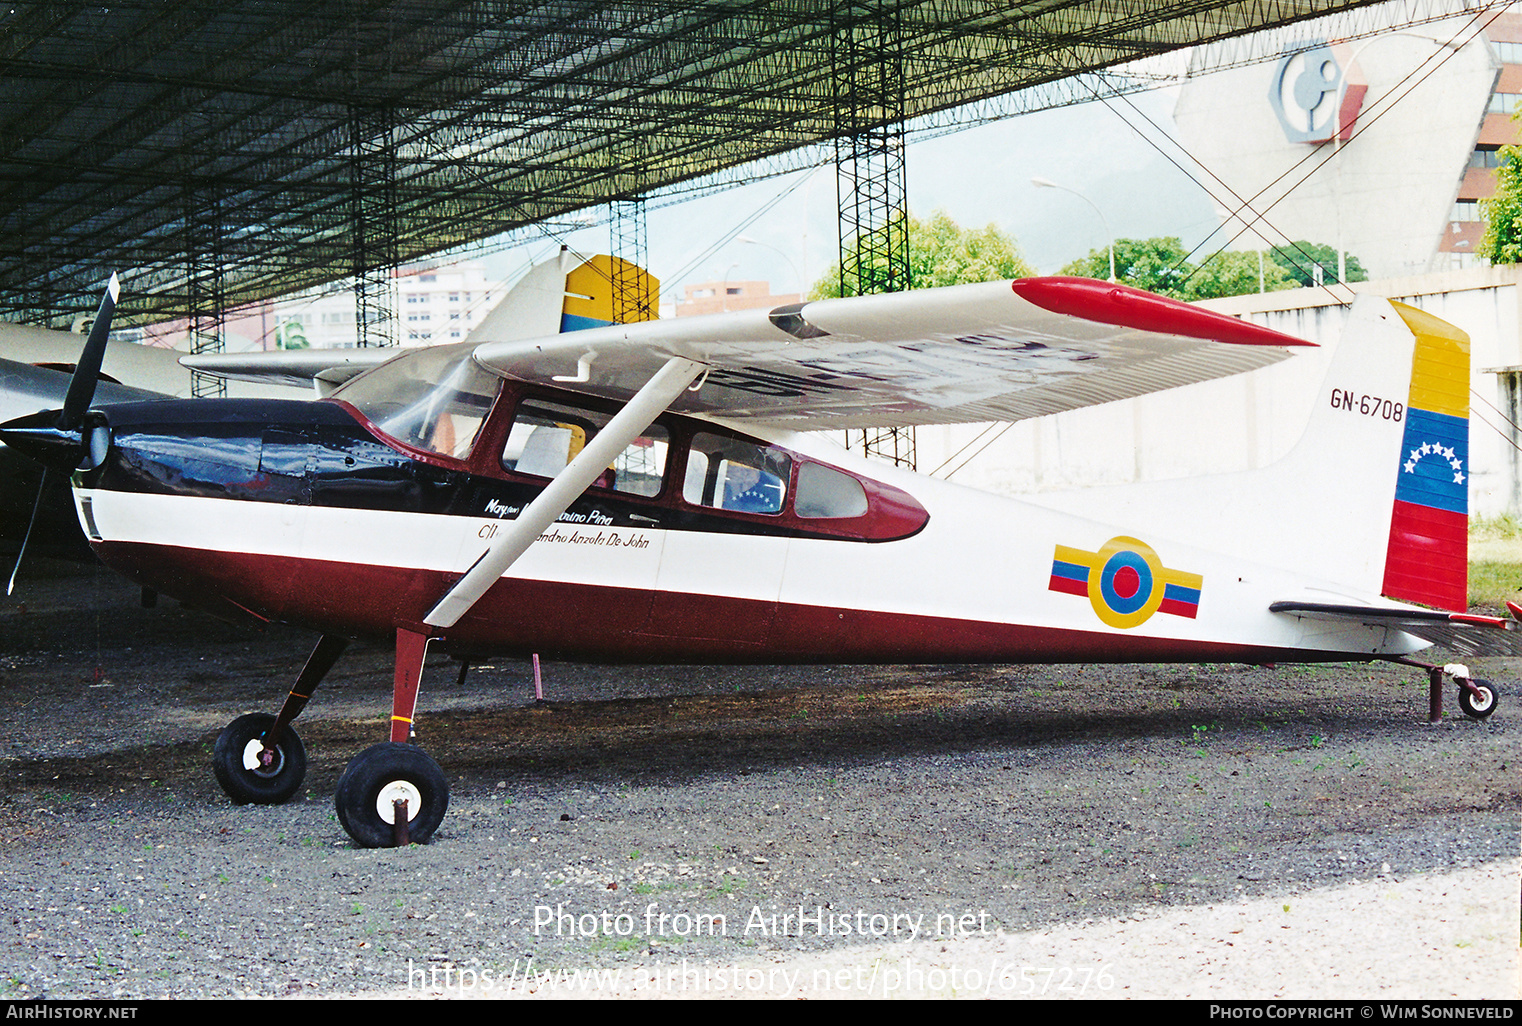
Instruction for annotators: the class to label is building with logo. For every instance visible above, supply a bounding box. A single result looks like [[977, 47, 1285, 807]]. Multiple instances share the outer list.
[[1172, 12, 1522, 278]]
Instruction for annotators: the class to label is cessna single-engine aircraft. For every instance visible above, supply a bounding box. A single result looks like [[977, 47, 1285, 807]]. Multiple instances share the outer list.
[[2, 267, 1516, 848]]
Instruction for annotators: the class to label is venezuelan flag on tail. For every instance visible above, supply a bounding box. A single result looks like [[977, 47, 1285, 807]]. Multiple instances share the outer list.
[[1381, 302, 1469, 612], [562, 254, 659, 332]]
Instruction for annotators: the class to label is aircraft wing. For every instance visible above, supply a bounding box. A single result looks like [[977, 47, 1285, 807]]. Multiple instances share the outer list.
[[179, 348, 397, 393], [1269, 601, 1522, 657], [0, 356, 165, 423], [469, 277, 1313, 430]]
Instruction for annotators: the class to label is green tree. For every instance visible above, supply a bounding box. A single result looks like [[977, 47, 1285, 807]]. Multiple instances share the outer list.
[[273, 319, 309, 350], [1060, 237, 1298, 299], [1187, 250, 1296, 299], [1268, 241, 1367, 286], [1482, 144, 1522, 264], [809, 210, 1035, 298], [1059, 237, 1196, 297]]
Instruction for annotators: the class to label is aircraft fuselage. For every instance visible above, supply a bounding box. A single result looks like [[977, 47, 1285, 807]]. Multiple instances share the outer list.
[[65, 382, 1413, 666]]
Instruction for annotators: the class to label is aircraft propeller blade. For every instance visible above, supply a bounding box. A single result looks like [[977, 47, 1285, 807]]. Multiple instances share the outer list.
[[57, 272, 121, 431], [5, 466, 49, 597], [2, 273, 119, 596]]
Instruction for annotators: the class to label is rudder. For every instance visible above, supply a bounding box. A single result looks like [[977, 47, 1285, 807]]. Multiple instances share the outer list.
[[1381, 302, 1470, 611]]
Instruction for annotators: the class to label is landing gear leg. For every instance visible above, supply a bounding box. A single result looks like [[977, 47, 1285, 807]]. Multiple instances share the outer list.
[[1394, 657, 1501, 723], [212, 634, 349, 804], [334, 628, 449, 847]]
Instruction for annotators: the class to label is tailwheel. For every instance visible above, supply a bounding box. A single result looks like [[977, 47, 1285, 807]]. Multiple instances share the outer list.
[[335, 742, 449, 848], [212, 713, 307, 804], [1457, 678, 1499, 720]]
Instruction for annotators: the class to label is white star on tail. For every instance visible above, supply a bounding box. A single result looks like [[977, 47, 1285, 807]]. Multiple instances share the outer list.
[[1403, 440, 1464, 482]]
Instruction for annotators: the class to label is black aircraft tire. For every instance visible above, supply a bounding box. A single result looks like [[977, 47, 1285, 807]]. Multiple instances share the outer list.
[[212, 713, 307, 805], [335, 743, 449, 848], [1458, 679, 1499, 720]]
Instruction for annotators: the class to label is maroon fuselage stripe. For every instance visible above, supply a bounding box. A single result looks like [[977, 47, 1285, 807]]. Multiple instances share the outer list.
[[96, 540, 1354, 666]]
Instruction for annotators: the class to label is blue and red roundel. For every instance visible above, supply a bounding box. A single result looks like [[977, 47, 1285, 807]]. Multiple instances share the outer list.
[[1050, 536, 1202, 629]]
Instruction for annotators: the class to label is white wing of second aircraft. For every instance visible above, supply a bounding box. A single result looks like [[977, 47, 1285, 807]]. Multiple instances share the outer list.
[[467, 276, 1312, 430], [182, 251, 652, 395]]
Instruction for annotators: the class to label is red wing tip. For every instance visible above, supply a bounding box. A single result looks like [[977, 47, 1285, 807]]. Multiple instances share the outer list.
[[1507, 601, 1522, 623], [1011, 276, 1315, 349], [1451, 612, 1511, 629]]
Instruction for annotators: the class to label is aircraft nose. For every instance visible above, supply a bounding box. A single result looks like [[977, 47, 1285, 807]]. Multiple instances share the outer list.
[[0, 408, 110, 472]]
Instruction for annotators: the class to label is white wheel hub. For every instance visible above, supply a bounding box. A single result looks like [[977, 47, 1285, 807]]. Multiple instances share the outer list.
[[376, 780, 422, 824], [240, 738, 281, 775]]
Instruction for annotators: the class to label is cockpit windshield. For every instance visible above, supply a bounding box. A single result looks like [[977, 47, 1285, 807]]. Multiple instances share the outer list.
[[329, 344, 501, 460]]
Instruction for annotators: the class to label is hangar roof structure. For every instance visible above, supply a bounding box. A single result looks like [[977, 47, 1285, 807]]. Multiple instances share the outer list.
[[0, 0, 1413, 327]]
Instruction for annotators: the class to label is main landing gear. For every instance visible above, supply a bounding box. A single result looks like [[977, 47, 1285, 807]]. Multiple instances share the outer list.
[[211, 628, 450, 848]]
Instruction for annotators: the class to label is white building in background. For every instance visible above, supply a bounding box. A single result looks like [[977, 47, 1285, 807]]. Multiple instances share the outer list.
[[1172, 12, 1522, 278], [152, 260, 504, 353], [268, 261, 501, 350], [393, 262, 500, 347]]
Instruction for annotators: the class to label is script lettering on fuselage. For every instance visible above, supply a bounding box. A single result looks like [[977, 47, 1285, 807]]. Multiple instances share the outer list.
[[536, 527, 651, 549], [477, 521, 652, 550]]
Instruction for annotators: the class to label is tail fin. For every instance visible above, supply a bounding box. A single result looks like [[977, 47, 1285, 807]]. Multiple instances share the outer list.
[[465, 252, 660, 345], [1030, 295, 1474, 611], [1380, 302, 1469, 611], [561, 254, 659, 330]]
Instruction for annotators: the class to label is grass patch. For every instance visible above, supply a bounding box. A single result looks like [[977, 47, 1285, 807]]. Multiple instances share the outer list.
[[1469, 517, 1522, 609]]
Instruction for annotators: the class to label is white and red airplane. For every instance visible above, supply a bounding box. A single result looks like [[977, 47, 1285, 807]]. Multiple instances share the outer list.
[[2, 264, 1513, 848]]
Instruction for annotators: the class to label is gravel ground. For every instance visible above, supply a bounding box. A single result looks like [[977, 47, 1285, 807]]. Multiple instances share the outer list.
[[0, 559, 1517, 1000]]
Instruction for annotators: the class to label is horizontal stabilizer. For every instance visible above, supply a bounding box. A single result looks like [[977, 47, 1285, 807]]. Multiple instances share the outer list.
[[1269, 601, 1522, 657]]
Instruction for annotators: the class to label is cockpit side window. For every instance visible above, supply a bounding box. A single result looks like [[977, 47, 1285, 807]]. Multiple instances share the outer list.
[[501, 397, 669, 497], [683, 432, 790, 514], [330, 345, 500, 460]]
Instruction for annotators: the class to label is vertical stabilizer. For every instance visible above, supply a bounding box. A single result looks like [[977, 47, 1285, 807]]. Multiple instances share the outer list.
[[562, 254, 659, 332], [1381, 302, 1470, 611], [465, 253, 661, 346]]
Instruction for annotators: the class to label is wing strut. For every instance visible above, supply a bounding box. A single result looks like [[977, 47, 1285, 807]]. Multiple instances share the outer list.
[[422, 355, 706, 629]]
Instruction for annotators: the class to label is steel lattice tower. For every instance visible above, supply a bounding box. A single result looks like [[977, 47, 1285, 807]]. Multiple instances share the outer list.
[[350, 103, 399, 349], [610, 197, 654, 323], [833, 1, 915, 470], [184, 180, 227, 398]]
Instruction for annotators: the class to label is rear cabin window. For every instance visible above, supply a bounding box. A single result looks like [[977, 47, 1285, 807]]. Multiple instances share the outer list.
[[501, 397, 669, 497], [794, 462, 869, 519], [683, 432, 790, 515]]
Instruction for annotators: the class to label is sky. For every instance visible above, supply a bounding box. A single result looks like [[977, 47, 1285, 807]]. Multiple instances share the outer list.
[[469, 85, 1225, 303]]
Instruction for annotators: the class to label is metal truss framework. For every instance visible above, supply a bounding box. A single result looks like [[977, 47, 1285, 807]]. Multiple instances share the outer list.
[[833, 2, 916, 470], [610, 198, 654, 324], [0, 0, 1456, 329], [350, 103, 400, 348], [182, 175, 227, 397]]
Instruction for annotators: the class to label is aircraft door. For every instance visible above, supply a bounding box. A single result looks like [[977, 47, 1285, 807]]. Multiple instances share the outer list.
[[490, 396, 671, 643], [648, 433, 790, 647]]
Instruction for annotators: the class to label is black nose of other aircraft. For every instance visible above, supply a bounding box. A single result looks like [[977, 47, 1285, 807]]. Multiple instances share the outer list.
[[0, 272, 121, 473]]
